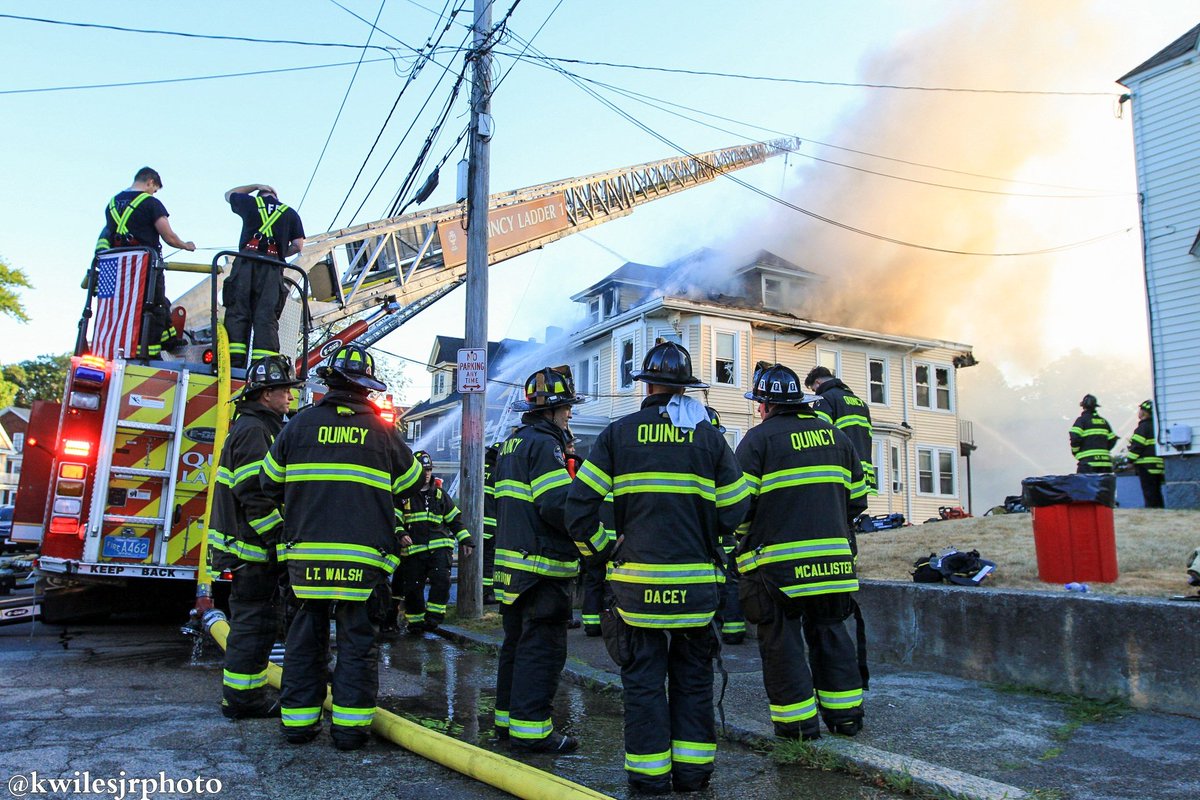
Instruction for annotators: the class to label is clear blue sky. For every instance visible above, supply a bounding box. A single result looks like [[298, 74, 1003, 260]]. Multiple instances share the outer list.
[[0, 0, 1195, 415]]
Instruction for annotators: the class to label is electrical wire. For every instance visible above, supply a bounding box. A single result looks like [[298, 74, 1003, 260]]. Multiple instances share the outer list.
[[0, 12, 423, 59], [490, 0, 563, 95], [299, 0, 390, 208], [513, 52, 1120, 98], [507, 58, 1131, 200], [508, 31, 1133, 258], [0, 56, 400, 96], [327, 0, 470, 229]]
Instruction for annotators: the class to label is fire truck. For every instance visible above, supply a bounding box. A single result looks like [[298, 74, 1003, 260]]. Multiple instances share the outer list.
[[9, 139, 795, 622]]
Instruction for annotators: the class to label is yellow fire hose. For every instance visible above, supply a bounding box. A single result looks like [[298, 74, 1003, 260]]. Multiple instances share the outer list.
[[195, 328, 611, 800]]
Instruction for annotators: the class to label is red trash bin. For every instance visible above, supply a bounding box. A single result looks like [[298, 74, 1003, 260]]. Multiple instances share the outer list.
[[1031, 502, 1119, 583]]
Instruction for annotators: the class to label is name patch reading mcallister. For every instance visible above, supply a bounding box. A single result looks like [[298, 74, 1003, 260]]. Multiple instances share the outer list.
[[317, 426, 369, 445]]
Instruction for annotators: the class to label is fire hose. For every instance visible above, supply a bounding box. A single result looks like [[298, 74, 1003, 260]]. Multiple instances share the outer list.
[[195, 328, 611, 800]]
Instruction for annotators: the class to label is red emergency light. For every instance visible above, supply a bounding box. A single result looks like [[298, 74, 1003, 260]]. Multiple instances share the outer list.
[[62, 439, 92, 457], [49, 516, 79, 534]]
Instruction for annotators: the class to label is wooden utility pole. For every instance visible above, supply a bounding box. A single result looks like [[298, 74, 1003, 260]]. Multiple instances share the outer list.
[[457, 0, 492, 619]]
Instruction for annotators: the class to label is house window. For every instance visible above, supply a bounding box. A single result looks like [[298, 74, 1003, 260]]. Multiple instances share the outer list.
[[868, 358, 887, 405], [433, 371, 446, 396], [577, 358, 591, 395], [5, 460, 18, 475], [917, 446, 956, 497], [655, 327, 683, 347], [587, 297, 601, 326], [914, 363, 952, 411], [619, 337, 635, 390], [12, 433, 23, 452], [890, 444, 902, 494], [723, 429, 740, 449], [590, 354, 599, 394], [817, 349, 839, 376], [714, 331, 738, 386], [406, 419, 422, 442], [762, 276, 783, 308]]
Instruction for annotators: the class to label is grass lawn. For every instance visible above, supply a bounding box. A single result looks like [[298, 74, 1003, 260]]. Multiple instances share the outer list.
[[855, 508, 1200, 598]]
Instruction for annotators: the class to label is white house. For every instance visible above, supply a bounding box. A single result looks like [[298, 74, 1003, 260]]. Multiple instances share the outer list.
[[1119, 22, 1200, 508]]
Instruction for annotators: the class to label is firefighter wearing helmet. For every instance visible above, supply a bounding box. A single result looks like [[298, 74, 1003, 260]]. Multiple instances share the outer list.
[[1127, 399, 1164, 507], [482, 440, 502, 604], [1070, 394, 1118, 473], [735, 364, 869, 741], [210, 354, 303, 720], [566, 341, 750, 794], [804, 365, 876, 494], [391, 450, 474, 634], [254, 344, 422, 750], [491, 365, 585, 753]]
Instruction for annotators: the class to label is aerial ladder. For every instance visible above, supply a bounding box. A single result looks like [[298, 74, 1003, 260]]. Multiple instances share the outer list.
[[286, 137, 800, 364]]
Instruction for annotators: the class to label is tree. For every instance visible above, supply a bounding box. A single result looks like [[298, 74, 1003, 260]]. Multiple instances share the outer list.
[[1, 354, 72, 407], [0, 254, 32, 322]]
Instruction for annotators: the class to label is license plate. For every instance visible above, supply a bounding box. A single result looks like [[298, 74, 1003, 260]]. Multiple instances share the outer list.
[[102, 536, 151, 560]]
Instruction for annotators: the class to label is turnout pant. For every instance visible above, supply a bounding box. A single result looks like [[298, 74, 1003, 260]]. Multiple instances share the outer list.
[[222, 562, 284, 713], [495, 579, 570, 744], [280, 586, 388, 742], [621, 625, 717, 794], [223, 255, 286, 369], [1136, 466, 1165, 508], [580, 559, 606, 634], [757, 591, 863, 738], [716, 556, 745, 641], [482, 530, 497, 599], [399, 549, 452, 628]]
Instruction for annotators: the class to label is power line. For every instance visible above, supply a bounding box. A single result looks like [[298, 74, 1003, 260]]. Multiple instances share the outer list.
[[516, 52, 1120, 98], [0, 56, 400, 96], [0, 12, 423, 59], [327, 0, 470, 229], [299, 0, 390, 208], [509, 31, 1133, 258], [514, 60, 1132, 199]]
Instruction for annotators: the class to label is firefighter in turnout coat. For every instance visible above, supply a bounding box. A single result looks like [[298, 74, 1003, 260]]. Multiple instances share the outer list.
[[395, 451, 474, 633], [256, 345, 422, 750], [736, 365, 869, 740], [492, 366, 585, 753], [1128, 399, 1164, 508], [566, 342, 751, 794], [1070, 394, 1118, 474], [210, 355, 303, 719], [805, 366, 875, 493], [482, 442, 501, 604]]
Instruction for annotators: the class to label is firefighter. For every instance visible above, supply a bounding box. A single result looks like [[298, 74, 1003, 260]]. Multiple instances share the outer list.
[[482, 441, 500, 604], [257, 344, 422, 750], [1070, 394, 1118, 474], [735, 364, 869, 741], [1128, 399, 1165, 508], [394, 451, 474, 634], [804, 366, 875, 493], [223, 184, 306, 370], [99, 166, 195, 357], [566, 341, 750, 795], [492, 366, 584, 753], [578, 492, 614, 638], [210, 355, 303, 719], [706, 407, 746, 646]]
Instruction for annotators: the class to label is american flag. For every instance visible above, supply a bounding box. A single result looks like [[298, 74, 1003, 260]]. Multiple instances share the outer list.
[[92, 251, 150, 359]]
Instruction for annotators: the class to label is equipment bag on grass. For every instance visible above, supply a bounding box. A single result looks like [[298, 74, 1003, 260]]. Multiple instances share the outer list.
[[912, 547, 996, 586]]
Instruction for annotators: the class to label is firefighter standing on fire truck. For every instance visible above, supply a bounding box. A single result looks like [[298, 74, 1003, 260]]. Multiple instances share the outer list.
[[256, 344, 422, 750], [392, 451, 474, 634], [223, 184, 306, 369], [98, 166, 195, 357], [566, 341, 750, 794], [735, 364, 868, 741], [210, 355, 303, 720], [492, 366, 583, 754]]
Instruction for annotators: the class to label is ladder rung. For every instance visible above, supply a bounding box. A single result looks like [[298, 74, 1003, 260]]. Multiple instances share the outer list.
[[111, 466, 171, 479], [117, 420, 175, 434], [103, 514, 165, 526]]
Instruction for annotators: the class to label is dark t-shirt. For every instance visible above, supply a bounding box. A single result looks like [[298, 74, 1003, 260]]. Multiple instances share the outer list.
[[103, 190, 169, 254], [229, 193, 305, 258]]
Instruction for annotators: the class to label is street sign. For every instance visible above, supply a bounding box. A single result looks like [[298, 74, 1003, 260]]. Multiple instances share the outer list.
[[457, 348, 487, 394]]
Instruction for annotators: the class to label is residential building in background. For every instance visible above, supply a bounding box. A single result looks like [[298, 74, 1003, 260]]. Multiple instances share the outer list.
[[0, 407, 29, 505], [1118, 22, 1200, 508]]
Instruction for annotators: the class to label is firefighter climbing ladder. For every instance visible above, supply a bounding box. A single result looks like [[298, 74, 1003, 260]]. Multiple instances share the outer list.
[[83, 358, 192, 567]]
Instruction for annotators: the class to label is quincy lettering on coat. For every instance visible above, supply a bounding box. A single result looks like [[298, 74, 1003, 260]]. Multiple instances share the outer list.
[[636, 424, 694, 444], [317, 426, 368, 445], [790, 429, 835, 451]]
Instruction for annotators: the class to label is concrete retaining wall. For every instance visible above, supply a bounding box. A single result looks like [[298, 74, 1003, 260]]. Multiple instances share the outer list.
[[858, 580, 1200, 717]]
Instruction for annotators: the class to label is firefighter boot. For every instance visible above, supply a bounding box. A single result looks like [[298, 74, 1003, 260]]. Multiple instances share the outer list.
[[511, 730, 578, 754], [221, 698, 281, 720]]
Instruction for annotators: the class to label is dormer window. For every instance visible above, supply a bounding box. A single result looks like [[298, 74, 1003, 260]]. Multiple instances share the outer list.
[[762, 276, 784, 308], [587, 297, 601, 326], [433, 371, 447, 396]]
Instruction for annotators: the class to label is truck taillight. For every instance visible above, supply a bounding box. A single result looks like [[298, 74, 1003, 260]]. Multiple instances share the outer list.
[[62, 439, 92, 457], [60, 463, 86, 480], [49, 516, 79, 534], [69, 391, 102, 411], [53, 497, 82, 515]]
